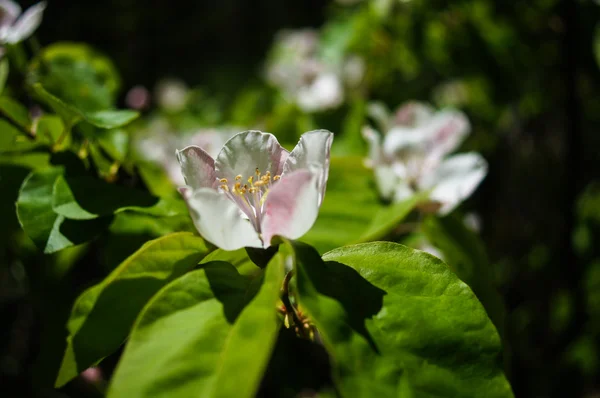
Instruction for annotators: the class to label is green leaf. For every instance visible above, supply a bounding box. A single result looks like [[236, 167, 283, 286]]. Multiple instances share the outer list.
[[200, 247, 262, 277], [108, 255, 284, 398], [16, 168, 110, 253], [96, 128, 129, 162], [0, 118, 38, 152], [289, 241, 513, 397], [422, 214, 505, 337], [31, 83, 139, 129], [28, 42, 121, 112], [36, 114, 67, 146], [55, 232, 209, 387], [52, 175, 186, 220], [84, 110, 139, 129], [302, 156, 382, 253], [0, 96, 32, 129]]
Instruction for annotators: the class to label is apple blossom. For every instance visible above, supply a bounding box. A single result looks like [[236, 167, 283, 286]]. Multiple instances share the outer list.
[[265, 29, 364, 113], [363, 101, 487, 215], [177, 130, 333, 250], [0, 0, 46, 55]]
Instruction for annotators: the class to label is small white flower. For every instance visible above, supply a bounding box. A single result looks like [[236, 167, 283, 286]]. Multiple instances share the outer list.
[[0, 0, 45, 51], [266, 29, 364, 113], [363, 101, 487, 215], [177, 130, 333, 250], [154, 78, 189, 112]]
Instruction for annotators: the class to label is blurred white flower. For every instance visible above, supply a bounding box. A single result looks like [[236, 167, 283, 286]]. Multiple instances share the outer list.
[[0, 0, 46, 56], [266, 29, 364, 113], [363, 101, 487, 215], [154, 78, 189, 112], [136, 120, 236, 186]]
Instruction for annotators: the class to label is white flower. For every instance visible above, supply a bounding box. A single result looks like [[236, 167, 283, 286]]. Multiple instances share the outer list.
[[177, 130, 333, 250], [363, 101, 487, 215], [0, 0, 45, 50], [265, 29, 364, 113], [154, 78, 188, 112]]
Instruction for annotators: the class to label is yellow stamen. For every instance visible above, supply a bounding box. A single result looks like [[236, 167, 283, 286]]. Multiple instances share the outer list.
[[220, 184, 229, 192], [219, 178, 228, 183], [235, 175, 242, 181], [273, 175, 281, 181]]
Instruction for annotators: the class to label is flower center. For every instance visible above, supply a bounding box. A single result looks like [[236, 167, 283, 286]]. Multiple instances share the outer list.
[[217, 168, 281, 234]]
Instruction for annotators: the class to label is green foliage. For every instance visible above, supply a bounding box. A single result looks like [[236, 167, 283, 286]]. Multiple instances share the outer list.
[[422, 214, 505, 337], [56, 233, 210, 387], [291, 241, 513, 397], [108, 257, 282, 398]]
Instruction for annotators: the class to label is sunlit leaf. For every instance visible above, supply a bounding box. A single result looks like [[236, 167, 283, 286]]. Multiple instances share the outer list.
[[288, 241, 513, 397], [55, 232, 210, 387], [108, 255, 283, 398]]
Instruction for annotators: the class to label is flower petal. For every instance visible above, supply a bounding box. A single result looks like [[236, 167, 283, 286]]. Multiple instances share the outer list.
[[261, 169, 320, 246], [215, 130, 289, 182], [176, 145, 218, 190], [421, 109, 470, 166], [392, 179, 415, 203], [180, 187, 263, 250], [362, 126, 383, 167], [297, 73, 343, 112], [5, 1, 45, 44], [393, 101, 434, 127], [373, 165, 398, 201], [418, 152, 487, 215], [283, 129, 333, 205], [0, 0, 21, 30]]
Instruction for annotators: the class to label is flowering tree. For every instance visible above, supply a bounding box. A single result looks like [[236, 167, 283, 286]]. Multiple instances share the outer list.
[[0, 1, 527, 397]]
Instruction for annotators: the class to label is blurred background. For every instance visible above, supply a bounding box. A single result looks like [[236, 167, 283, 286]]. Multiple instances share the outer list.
[[3, 0, 600, 397]]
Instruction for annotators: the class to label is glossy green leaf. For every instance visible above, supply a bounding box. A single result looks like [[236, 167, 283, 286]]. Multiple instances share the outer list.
[[289, 241, 513, 397], [16, 168, 110, 253], [35, 114, 67, 146], [31, 83, 139, 129], [52, 175, 186, 220], [0, 96, 32, 129], [422, 214, 505, 337], [302, 156, 382, 253], [84, 110, 139, 129], [108, 255, 284, 398], [55, 232, 209, 387]]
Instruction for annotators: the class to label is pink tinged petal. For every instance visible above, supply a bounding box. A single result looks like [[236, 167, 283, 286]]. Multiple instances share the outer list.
[[5, 1, 45, 44], [215, 130, 289, 181], [422, 109, 470, 167], [382, 126, 430, 158], [261, 169, 320, 246], [393, 101, 434, 127], [418, 152, 487, 215], [181, 187, 263, 250], [283, 129, 333, 205], [176, 145, 218, 190]]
